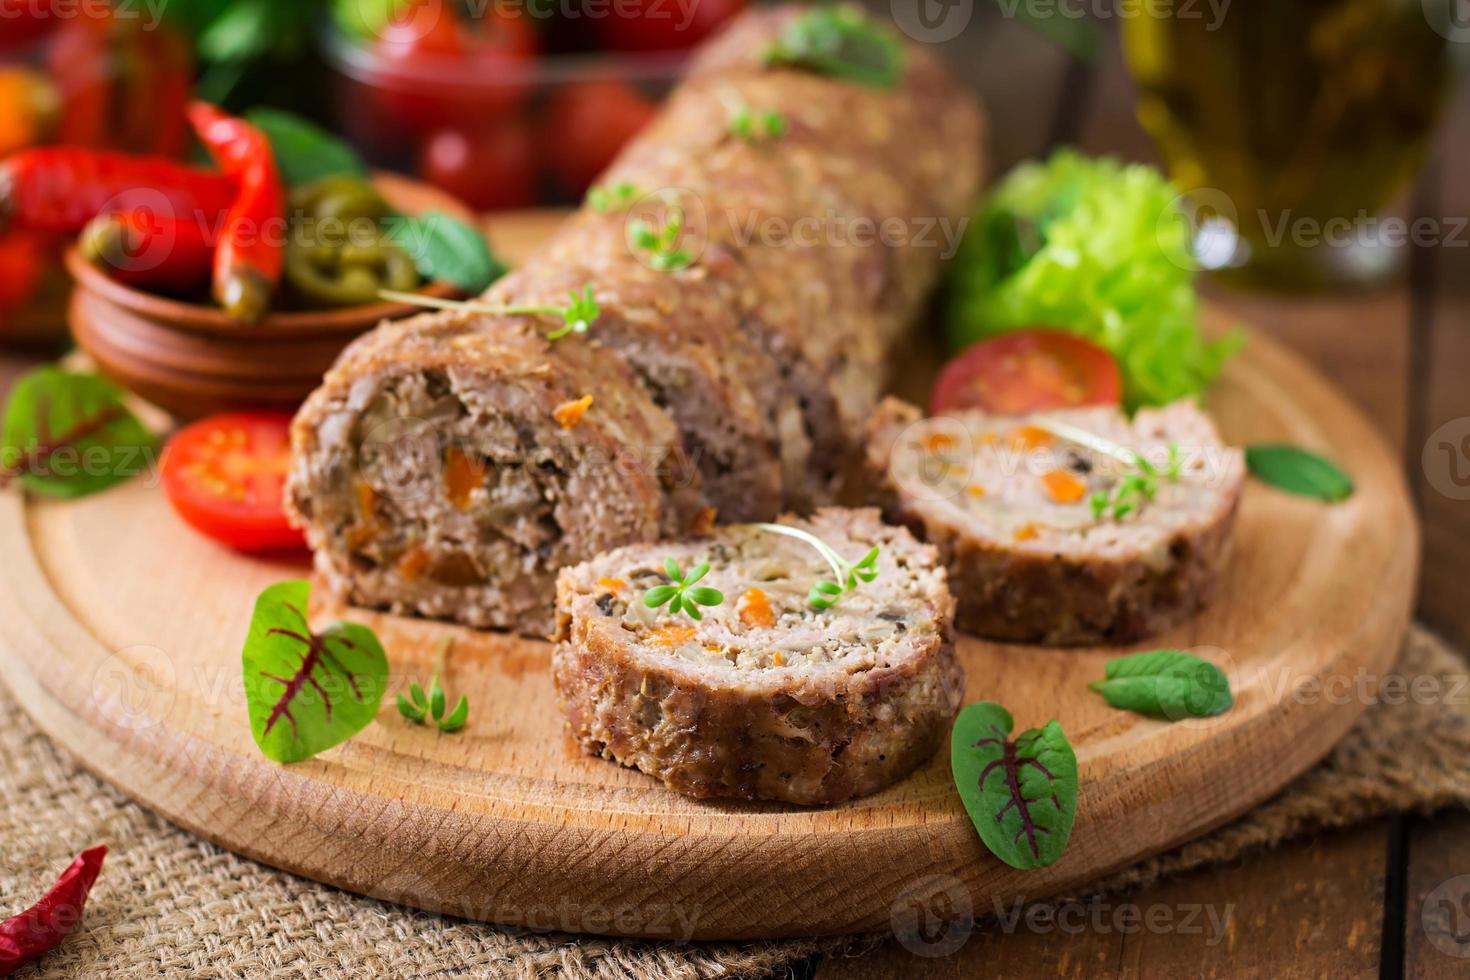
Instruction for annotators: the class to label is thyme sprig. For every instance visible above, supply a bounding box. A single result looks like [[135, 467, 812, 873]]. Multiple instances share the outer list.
[[378, 286, 600, 342], [629, 207, 693, 272], [397, 636, 470, 733], [756, 523, 880, 610], [644, 559, 725, 620], [1035, 420, 1182, 521]]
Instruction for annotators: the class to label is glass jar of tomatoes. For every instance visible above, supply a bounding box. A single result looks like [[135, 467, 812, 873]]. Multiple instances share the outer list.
[[320, 0, 746, 211], [0, 2, 192, 345]]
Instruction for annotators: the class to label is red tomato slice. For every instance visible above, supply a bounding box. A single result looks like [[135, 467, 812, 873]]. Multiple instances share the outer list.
[[161, 413, 306, 553], [931, 330, 1123, 416]]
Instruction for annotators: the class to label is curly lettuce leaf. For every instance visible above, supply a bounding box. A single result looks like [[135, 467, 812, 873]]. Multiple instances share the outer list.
[[945, 149, 1241, 408]]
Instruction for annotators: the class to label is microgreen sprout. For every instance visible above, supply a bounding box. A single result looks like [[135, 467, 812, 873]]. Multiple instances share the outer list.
[[729, 105, 787, 143], [587, 181, 640, 212], [629, 207, 693, 272], [1036, 420, 1183, 522], [377, 286, 601, 342], [398, 636, 470, 733], [644, 559, 725, 620], [755, 523, 880, 610]]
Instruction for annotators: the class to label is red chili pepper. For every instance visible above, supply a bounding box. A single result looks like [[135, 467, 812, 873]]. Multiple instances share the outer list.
[[0, 148, 237, 235], [0, 845, 107, 977], [187, 102, 285, 323], [79, 208, 215, 295]]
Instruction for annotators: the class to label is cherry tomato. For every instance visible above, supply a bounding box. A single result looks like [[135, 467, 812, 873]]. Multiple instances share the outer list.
[[931, 330, 1123, 416], [596, 0, 746, 52], [367, 0, 536, 137], [419, 118, 537, 211], [543, 79, 658, 194], [161, 413, 306, 553], [0, 231, 44, 319]]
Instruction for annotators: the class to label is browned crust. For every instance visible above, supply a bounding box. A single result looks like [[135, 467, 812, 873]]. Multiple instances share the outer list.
[[864, 399, 1243, 646], [552, 610, 964, 806]]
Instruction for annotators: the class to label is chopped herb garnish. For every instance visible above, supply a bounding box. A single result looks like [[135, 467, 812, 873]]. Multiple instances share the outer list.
[[1036, 420, 1182, 521], [628, 207, 694, 272], [755, 523, 880, 610], [764, 5, 905, 89], [587, 181, 640, 212], [643, 559, 725, 620], [398, 636, 471, 733], [378, 285, 600, 342], [729, 104, 787, 143]]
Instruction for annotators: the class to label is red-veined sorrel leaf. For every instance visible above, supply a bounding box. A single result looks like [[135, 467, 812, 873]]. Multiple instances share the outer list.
[[951, 702, 1078, 871], [241, 580, 388, 763], [1, 367, 157, 499]]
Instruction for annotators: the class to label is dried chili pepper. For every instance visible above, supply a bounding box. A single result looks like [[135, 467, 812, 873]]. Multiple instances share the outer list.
[[79, 209, 214, 295], [0, 845, 107, 977], [187, 102, 285, 323], [0, 148, 236, 235]]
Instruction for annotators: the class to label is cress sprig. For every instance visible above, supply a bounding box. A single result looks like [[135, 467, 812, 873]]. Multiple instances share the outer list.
[[644, 559, 725, 620], [397, 636, 470, 733], [378, 286, 601, 342], [755, 523, 880, 610], [1035, 420, 1182, 521], [629, 207, 693, 272], [587, 181, 640, 212]]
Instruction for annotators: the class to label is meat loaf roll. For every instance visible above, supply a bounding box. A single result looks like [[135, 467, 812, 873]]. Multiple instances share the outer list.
[[288, 5, 984, 635], [865, 399, 1245, 645], [552, 508, 965, 804]]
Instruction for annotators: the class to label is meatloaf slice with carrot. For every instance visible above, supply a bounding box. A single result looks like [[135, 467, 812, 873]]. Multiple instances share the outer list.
[[552, 508, 965, 804], [865, 398, 1245, 645]]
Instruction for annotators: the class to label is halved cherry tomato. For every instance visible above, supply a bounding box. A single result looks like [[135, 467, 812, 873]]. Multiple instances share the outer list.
[[596, 0, 746, 52], [161, 413, 305, 553], [543, 79, 659, 194], [419, 117, 537, 211], [931, 330, 1123, 416]]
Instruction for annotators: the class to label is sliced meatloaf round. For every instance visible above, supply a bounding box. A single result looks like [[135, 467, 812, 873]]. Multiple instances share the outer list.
[[552, 508, 965, 804], [865, 398, 1246, 645], [287, 312, 702, 637]]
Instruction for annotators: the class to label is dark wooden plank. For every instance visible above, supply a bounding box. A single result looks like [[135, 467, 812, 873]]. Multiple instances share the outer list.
[[1405, 811, 1470, 976], [814, 821, 1391, 980]]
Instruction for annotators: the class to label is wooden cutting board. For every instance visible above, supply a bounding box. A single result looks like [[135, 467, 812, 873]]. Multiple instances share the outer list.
[[0, 213, 1418, 941]]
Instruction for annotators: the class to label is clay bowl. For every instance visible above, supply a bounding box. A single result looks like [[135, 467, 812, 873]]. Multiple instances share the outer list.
[[68, 173, 475, 419]]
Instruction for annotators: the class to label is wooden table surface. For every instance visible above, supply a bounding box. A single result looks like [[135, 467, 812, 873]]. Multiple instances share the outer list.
[[1, 9, 1467, 978]]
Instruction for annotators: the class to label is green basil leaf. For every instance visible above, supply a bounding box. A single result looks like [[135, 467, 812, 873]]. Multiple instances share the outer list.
[[765, 5, 905, 89], [951, 702, 1078, 870], [1245, 444, 1354, 501], [245, 108, 368, 187], [1090, 649, 1233, 720], [387, 210, 507, 293], [1, 367, 157, 500], [241, 580, 389, 763]]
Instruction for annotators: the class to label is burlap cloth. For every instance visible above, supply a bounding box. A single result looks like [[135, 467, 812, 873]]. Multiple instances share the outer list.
[[3, 625, 1468, 979]]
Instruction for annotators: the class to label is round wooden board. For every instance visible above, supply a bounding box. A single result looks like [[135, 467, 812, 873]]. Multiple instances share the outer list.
[[0, 265, 1417, 940]]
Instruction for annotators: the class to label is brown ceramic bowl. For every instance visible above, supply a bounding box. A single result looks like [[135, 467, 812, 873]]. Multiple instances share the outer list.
[[68, 173, 476, 419]]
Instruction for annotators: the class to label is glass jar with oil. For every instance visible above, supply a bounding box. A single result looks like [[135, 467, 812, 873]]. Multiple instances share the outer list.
[[1123, 0, 1462, 291]]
